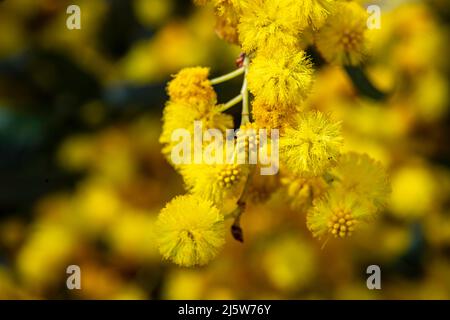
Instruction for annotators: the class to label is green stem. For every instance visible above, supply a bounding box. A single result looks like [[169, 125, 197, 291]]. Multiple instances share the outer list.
[[226, 166, 256, 242], [240, 57, 250, 126], [210, 67, 245, 85], [218, 94, 243, 112]]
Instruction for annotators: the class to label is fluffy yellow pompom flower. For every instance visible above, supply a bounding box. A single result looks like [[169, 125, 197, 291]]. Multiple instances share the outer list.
[[279, 111, 343, 176], [155, 195, 225, 267], [167, 67, 217, 105], [295, 0, 335, 30], [315, 2, 368, 66], [307, 190, 372, 239], [330, 152, 391, 212], [181, 163, 249, 207], [238, 0, 304, 53], [247, 50, 314, 106], [159, 100, 233, 164], [251, 99, 297, 131]]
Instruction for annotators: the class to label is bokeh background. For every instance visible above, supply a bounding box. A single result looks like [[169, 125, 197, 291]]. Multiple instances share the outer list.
[[0, 0, 449, 299]]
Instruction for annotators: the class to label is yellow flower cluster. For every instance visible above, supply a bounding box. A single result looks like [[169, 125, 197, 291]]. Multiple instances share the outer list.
[[156, 0, 391, 267]]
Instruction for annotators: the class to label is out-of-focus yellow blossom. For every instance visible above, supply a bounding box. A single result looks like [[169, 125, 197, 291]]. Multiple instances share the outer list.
[[155, 195, 225, 267], [307, 190, 372, 239], [134, 0, 174, 27], [261, 234, 317, 292], [389, 165, 437, 220], [247, 50, 314, 106], [411, 70, 449, 123], [71, 180, 122, 234], [167, 67, 217, 105], [57, 134, 95, 171], [16, 222, 78, 290], [181, 163, 249, 209], [120, 10, 238, 84], [106, 208, 159, 263], [163, 270, 206, 299], [238, 0, 304, 53], [295, 0, 335, 30], [279, 111, 343, 176], [330, 152, 391, 212], [315, 2, 368, 65], [340, 101, 412, 139]]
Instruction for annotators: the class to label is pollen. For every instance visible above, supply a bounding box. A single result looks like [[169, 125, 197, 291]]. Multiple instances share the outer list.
[[218, 164, 242, 188], [237, 122, 260, 155], [328, 211, 355, 238], [340, 29, 364, 52]]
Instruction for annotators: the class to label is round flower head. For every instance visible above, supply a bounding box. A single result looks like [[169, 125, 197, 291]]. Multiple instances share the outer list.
[[281, 173, 328, 211], [279, 111, 343, 176], [181, 163, 249, 207], [251, 98, 296, 132], [167, 67, 217, 105], [156, 195, 225, 267], [295, 0, 336, 30], [330, 152, 391, 212], [159, 100, 233, 165], [315, 2, 369, 66], [238, 0, 304, 53], [307, 190, 373, 239], [247, 50, 314, 106]]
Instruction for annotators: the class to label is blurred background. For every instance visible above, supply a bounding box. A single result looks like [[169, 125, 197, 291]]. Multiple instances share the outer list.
[[0, 0, 449, 299]]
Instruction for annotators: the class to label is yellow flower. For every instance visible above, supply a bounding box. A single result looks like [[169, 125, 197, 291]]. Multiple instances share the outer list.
[[238, 0, 304, 53], [295, 0, 335, 30], [247, 50, 314, 106], [251, 98, 297, 132], [156, 195, 225, 267], [307, 190, 373, 239], [167, 67, 217, 105], [330, 152, 391, 212], [214, 0, 241, 44], [281, 173, 328, 211], [261, 234, 317, 292], [279, 111, 343, 176], [159, 100, 233, 165], [181, 163, 249, 207], [315, 2, 368, 65], [390, 165, 436, 220]]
